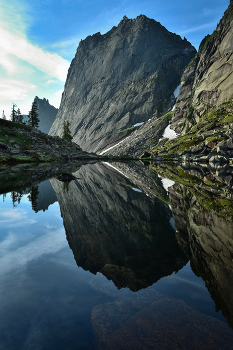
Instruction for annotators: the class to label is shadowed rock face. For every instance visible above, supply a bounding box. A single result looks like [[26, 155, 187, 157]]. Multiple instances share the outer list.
[[169, 182, 233, 329], [50, 162, 187, 291], [49, 15, 195, 153], [172, 1, 233, 133]]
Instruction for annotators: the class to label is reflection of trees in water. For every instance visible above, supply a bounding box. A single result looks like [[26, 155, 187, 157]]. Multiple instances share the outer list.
[[10, 191, 23, 208], [27, 186, 39, 212], [62, 182, 69, 193], [10, 186, 39, 212]]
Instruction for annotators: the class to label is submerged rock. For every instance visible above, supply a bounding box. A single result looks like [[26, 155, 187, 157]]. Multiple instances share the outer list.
[[92, 292, 233, 350]]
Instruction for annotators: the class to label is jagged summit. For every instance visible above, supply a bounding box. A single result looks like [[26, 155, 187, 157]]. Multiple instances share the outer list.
[[49, 15, 196, 153], [78, 14, 188, 50], [34, 96, 58, 134]]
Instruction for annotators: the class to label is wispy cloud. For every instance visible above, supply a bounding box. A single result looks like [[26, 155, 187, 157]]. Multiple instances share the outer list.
[[51, 36, 81, 59], [0, 208, 37, 227], [0, 79, 37, 101], [0, 227, 67, 276], [0, 26, 70, 82], [0, 0, 70, 116], [203, 8, 213, 17], [178, 22, 216, 35], [52, 37, 81, 49], [46, 79, 56, 85], [0, 0, 31, 36], [0, 52, 17, 74]]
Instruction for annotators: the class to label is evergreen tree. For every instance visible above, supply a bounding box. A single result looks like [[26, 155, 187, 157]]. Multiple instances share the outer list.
[[15, 108, 24, 123], [2, 110, 6, 120], [28, 100, 40, 128], [10, 103, 17, 122], [62, 121, 73, 142]]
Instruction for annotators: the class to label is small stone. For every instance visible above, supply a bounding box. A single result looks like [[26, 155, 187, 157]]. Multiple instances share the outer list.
[[209, 155, 228, 163], [10, 149, 21, 154]]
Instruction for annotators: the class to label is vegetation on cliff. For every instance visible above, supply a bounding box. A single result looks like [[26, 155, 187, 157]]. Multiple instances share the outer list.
[[0, 119, 137, 165], [170, 1, 233, 137], [151, 162, 233, 222], [149, 100, 233, 163]]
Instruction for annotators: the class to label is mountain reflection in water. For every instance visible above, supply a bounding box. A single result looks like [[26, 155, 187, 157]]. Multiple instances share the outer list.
[[50, 162, 187, 292], [0, 161, 233, 349]]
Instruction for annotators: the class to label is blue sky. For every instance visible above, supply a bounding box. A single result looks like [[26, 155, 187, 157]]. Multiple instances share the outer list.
[[0, 0, 229, 118]]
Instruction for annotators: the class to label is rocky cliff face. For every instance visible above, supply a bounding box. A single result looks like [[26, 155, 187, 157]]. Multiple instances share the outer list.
[[50, 162, 187, 291], [49, 15, 195, 153], [172, 1, 233, 133], [34, 97, 58, 134], [104, 111, 172, 157]]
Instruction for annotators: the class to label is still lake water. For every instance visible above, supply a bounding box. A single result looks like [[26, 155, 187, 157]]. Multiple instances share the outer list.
[[0, 161, 233, 349]]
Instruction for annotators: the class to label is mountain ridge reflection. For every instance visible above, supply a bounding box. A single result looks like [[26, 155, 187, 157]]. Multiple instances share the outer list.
[[169, 182, 233, 329], [50, 162, 187, 291], [1, 161, 233, 349], [149, 162, 233, 331]]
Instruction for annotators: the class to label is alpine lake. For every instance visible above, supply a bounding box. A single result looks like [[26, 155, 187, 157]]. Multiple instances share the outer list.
[[0, 160, 233, 350]]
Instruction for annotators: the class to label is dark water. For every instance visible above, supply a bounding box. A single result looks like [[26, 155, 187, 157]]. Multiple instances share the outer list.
[[0, 161, 233, 350]]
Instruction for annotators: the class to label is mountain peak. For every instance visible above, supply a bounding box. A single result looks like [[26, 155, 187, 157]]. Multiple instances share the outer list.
[[50, 16, 196, 152]]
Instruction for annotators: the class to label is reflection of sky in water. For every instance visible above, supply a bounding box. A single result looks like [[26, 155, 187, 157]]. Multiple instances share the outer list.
[[0, 189, 231, 349], [0, 194, 65, 270]]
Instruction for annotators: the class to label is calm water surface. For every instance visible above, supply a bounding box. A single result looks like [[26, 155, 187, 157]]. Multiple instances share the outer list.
[[0, 162, 232, 350]]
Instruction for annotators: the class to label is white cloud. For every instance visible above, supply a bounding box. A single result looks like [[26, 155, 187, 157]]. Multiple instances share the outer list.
[[0, 1, 70, 117], [0, 231, 16, 253], [0, 227, 67, 276], [0, 26, 70, 82], [0, 79, 37, 101], [0, 208, 37, 227], [46, 79, 56, 85], [49, 88, 64, 109], [0, 52, 16, 74]]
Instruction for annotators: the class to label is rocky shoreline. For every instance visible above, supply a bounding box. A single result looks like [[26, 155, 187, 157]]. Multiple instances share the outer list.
[[0, 119, 137, 165]]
